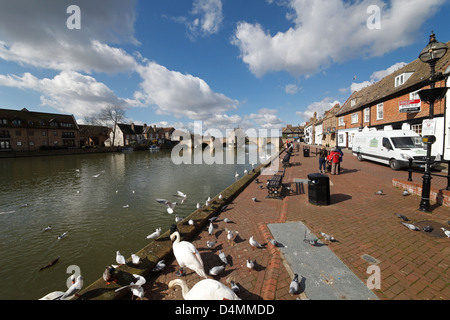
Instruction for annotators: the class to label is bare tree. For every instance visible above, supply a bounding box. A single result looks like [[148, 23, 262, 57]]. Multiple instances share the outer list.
[[98, 105, 126, 147]]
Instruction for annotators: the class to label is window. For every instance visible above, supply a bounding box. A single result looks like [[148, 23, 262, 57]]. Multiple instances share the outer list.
[[50, 122, 58, 128], [12, 119, 22, 126], [382, 138, 393, 150], [42, 131, 47, 136], [338, 117, 344, 126], [364, 108, 370, 123], [395, 72, 413, 87], [411, 124, 422, 135], [29, 141, 34, 146], [0, 119, 7, 125], [53, 141, 59, 145], [16, 141, 22, 146], [351, 113, 358, 124], [16, 130, 22, 136], [351, 99, 356, 107], [0, 141, 10, 149], [377, 103, 384, 120], [53, 131, 58, 136]]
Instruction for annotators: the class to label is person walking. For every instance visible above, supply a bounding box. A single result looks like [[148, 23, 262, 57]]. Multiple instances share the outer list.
[[337, 147, 344, 174], [318, 146, 328, 174], [329, 147, 341, 175]]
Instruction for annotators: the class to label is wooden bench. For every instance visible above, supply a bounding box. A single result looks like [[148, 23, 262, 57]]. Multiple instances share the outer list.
[[267, 174, 284, 199]]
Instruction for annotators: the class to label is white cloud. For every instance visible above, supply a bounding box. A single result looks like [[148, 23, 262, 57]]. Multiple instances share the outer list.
[[285, 84, 300, 95], [0, 0, 138, 73], [296, 98, 341, 124], [135, 62, 239, 121], [0, 71, 136, 117], [232, 0, 445, 78], [351, 61, 406, 92]]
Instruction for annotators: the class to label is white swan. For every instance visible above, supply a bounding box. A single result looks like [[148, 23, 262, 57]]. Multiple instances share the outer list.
[[169, 278, 241, 300], [170, 231, 207, 278]]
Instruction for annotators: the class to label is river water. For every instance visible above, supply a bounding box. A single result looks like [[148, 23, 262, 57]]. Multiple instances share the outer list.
[[0, 146, 270, 300]]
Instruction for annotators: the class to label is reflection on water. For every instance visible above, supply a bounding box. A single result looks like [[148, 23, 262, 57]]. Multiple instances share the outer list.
[[0, 146, 274, 299]]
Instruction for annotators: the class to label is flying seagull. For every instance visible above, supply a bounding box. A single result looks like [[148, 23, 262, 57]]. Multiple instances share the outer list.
[[156, 199, 177, 214], [174, 191, 187, 204]]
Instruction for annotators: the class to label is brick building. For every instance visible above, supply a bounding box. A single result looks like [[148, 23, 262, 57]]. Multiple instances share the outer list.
[[0, 108, 79, 152], [335, 41, 450, 158]]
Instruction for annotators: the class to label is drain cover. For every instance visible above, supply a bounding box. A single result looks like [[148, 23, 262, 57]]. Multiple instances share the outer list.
[[361, 254, 381, 264]]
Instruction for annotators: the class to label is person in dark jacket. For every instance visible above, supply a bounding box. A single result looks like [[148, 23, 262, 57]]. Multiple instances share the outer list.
[[318, 147, 328, 174]]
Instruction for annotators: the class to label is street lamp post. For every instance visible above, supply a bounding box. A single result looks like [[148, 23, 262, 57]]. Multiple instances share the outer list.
[[417, 32, 448, 212]]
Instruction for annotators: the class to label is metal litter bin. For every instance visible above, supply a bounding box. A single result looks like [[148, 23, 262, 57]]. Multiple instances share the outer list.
[[303, 146, 310, 157], [308, 173, 330, 206]]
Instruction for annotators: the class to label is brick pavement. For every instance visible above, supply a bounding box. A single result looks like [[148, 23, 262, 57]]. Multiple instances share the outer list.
[[142, 143, 450, 300]]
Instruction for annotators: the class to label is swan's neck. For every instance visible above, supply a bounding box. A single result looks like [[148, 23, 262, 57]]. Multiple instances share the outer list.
[[172, 232, 180, 245], [173, 279, 189, 299]]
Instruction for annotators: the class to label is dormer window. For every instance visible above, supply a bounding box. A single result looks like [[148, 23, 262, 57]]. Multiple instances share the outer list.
[[351, 99, 356, 107], [395, 72, 413, 87]]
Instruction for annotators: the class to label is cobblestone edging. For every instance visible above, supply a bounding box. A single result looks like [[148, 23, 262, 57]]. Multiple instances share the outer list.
[[76, 150, 284, 300]]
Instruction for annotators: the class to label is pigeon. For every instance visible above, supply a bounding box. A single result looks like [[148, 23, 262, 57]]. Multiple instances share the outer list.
[[246, 259, 254, 272], [58, 275, 84, 300], [441, 228, 450, 238], [206, 241, 217, 248], [395, 213, 409, 221], [403, 190, 410, 196], [131, 254, 141, 265], [230, 280, 240, 294], [103, 266, 117, 285], [209, 265, 226, 276], [218, 250, 228, 265], [267, 238, 279, 247], [156, 199, 177, 214], [223, 218, 233, 223], [116, 251, 126, 266], [221, 205, 228, 212], [402, 222, 420, 231], [208, 222, 214, 236], [303, 237, 318, 246], [320, 232, 336, 242], [423, 226, 434, 232], [174, 191, 187, 204], [289, 274, 300, 295], [152, 260, 166, 272], [209, 216, 218, 223], [374, 189, 384, 195], [175, 215, 183, 223], [146, 228, 161, 240], [249, 236, 263, 250]]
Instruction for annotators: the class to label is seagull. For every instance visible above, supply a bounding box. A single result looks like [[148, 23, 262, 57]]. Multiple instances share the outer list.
[[205, 199, 210, 207], [244, 169, 248, 175], [209, 265, 226, 276], [223, 218, 233, 223], [57, 231, 68, 240], [175, 215, 183, 223], [188, 219, 194, 226], [174, 191, 187, 204], [42, 226, 52, 232], [320, 232, 336, 242], [206, 241, 217, 248], [395, 213, 409, 221], [218, 250, 228, 265], [249, 236, 264, 250], [226, 229, 238, 246], [116, 251, 126, 266], [103, 266, 117, 285], [402, 222, 420, 231], [152, 260, 166, 272], [289, 274, 300, 295], [403, 190, 410, 196], [230, 280, 240, 294], [92, 173, 101, 178], [207, 196, 211, 202], [146, 227, 161, 240], [252, 197, 257, 202], [114, 274, 146, 300], [218, 194, 223, 200], [374, 189, 384, 195], [246, 259, 254, 273], [156, 199, 177, 214], [196, 203, 201, 209], [208, 222, 214, 236], [131, 253, 141, 265], [58, 275, 84, 300], [441, 228, 450, 238], [235, 172, 239, 178], [123, 204, 129, 209]]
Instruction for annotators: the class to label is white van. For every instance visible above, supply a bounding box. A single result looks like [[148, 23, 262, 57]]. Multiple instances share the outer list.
[[352, 129, 440, 170]]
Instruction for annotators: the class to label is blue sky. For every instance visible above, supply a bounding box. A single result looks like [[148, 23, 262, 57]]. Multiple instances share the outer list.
[[0, 0, 449, 133]]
